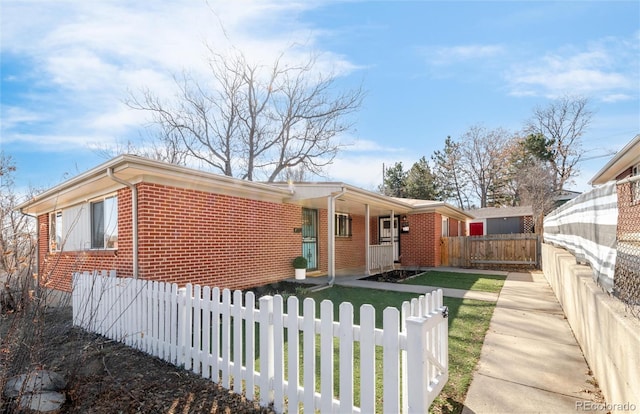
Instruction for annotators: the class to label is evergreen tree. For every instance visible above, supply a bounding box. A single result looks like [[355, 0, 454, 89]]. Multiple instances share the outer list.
[[405, 156, 438, 200], [431, 136, 469, 209], [379, 162, 406, 197]]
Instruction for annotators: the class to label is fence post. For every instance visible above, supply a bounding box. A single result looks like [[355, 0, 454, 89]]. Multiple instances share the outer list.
[[259, 295, 274, 406], [406, 315, 429, 413], [177, 285, 189, 368]]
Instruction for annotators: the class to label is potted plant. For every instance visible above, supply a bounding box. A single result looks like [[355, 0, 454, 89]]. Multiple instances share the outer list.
[[292, 256, 308, 280]]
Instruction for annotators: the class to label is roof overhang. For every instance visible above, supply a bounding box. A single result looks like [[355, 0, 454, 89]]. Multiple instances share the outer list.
[[272, 182, 414, 217], [589, 134, 640, 185], [273, 183, 474, 220], [17, 155, 293, 216], [19, 154, 476, 221]]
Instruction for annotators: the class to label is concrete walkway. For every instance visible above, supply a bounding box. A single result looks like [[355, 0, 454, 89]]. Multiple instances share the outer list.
[[462, 271, 600, 414]]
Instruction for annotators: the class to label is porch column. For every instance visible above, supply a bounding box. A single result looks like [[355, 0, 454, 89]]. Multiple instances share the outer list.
[[328, 194, 336, 283], [365, 204, 370, 275], [391, 210, 395, 265]]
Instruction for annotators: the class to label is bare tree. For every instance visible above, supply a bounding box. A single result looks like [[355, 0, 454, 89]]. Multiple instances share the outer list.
[[458, 125, 513, 208], [94, 129, 192, 166], [127, 48, 364, 182], [525, 96, 593, 191], [0, 153, 36, 312]]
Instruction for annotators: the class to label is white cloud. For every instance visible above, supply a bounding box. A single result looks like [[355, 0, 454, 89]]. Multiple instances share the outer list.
[[422, 44, 505, 66], [343, 138, 406, 153], [506, 35, 639, 100], [1, 0, 354, 152]]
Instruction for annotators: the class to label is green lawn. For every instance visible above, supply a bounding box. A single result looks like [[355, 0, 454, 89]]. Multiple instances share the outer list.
[[402, 270, 507, 293], [252, 283, 496, 414]]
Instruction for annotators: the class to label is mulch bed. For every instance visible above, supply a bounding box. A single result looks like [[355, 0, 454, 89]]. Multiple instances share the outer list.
[[1, 306, 274, 414]]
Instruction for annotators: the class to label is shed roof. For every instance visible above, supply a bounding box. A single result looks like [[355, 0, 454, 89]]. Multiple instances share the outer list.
[[468, 205, 533, 220]]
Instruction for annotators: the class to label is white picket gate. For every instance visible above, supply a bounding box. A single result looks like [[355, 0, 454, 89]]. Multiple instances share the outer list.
[[72, 271, 448, 413]]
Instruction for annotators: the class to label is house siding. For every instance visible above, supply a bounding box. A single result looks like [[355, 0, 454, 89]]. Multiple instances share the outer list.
[[399, 212, 442, 267], [135, 183, 301, 290], [335, 213, 367, 270], [38, 188, 134, 292], [38, 184, 303, 292]]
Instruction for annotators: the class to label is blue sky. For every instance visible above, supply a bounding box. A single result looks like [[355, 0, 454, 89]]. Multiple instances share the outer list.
[[2, 1, 639, 201]]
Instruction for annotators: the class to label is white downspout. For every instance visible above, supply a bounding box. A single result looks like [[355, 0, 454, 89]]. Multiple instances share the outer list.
[[107, 168, 138, 279], [327, 187, 347, 285], [365, 204, 370, 275]]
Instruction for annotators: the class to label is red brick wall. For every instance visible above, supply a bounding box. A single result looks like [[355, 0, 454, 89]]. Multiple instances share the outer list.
[[335, 213, 366, 269], [38, 188, 134, 292], [312, 209, 367, 272], [399, 212, 441, 267], [135, 183, 302, 290], [39, 184, 303, 292]]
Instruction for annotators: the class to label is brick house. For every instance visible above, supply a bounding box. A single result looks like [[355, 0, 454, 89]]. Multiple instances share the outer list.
[[18, 155, 471, 292]]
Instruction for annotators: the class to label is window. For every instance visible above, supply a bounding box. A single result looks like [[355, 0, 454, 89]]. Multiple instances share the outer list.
[[91, 195, 118, 249], [335, 213, 352, 237], [442, 216, 449, 237], [49, 211, 62, 252]]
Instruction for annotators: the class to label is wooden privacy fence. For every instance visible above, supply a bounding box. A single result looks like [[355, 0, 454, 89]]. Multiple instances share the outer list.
[[72, 271, 449, 414], [441, 234, 540, 268]]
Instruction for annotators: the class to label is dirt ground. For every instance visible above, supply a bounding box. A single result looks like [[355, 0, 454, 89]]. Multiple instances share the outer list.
[[0, 304, 274, 414]]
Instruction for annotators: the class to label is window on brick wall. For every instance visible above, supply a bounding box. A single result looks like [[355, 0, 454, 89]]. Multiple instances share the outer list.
[[91, 195, 118, 249], [442, 216, 449, 237], [335, 213, 352, 237], [49, 211, 62, 252]]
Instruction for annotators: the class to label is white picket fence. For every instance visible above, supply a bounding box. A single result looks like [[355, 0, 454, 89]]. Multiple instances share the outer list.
[[72, 271, 448, 413]]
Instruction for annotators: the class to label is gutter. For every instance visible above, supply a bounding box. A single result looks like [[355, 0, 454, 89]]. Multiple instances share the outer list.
[[327, 187, 347, 286], [616, 174, 640, 185], [107, 168, 139, 279]]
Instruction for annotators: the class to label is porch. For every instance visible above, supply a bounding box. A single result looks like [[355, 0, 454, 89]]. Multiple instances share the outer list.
[[282, 183, 409, 283]]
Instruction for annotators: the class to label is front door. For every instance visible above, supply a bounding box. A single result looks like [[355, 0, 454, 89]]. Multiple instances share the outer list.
[[379, 217, 400, 261], [302, 208, 318, 270]]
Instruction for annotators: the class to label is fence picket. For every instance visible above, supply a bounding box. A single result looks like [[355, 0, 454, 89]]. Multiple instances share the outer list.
[[221, 289, 231, 388], [233, 290, 243, 393], [211, 287, 221, 383], [303, 298, 316, 410], [259, 296, 274, 406], [201, 286, 212, 380], [383, 307, 400, 414], [169, 283, 179, 364], [245, 291, 256, 400], [360, 305, 375, 414], [272, 295, 285, 412], [286, 296, 300, 413], [339, 302, 354, 413], [320, 300, 334, 413], [72, 272, 448, 414]]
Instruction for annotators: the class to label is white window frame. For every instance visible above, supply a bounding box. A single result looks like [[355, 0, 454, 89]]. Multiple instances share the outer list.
[[335, 212, 352, 237], [49, 211, 62, 252], [90, 194, 118, 250], [442, 216, 449, 237]]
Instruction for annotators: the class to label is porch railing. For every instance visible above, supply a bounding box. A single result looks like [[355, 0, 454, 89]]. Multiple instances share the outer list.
[[369, 244, 395, 273]]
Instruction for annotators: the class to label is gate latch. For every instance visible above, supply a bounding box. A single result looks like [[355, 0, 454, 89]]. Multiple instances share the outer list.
[[441, 306, 449, 319]]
